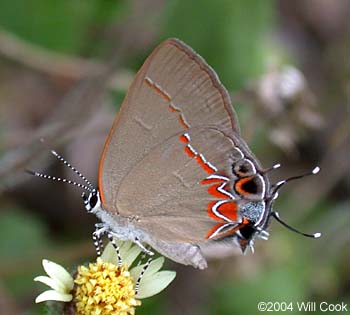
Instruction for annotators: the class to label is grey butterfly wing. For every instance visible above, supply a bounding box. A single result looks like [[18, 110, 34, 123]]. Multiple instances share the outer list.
[[98, 39, 240, 210], [117, 127, 242, 242]]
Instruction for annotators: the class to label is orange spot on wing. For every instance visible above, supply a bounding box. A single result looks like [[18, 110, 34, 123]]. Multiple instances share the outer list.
[[207, 201, 237, 222], [168, 104, 179, 112], [216, 201, 238, 221], [201, 178, 224, 185], [145, 78, 152, 87], [207, 201, 220, 221], [210, 224, 240, 239], [181, 142, 215, 174], [184, 146, 196, 158], [207, 183, 230, 199], [223, 183, 231, 192], [206, 223, 225, 239], [195, 155, 215, 174], [145, 78, 171, 101], [178, 115, 189, 129], [149, 84, 171, 101], [179, 135, 189, 144], [206, 219, 250, 240], [234, 176, 254, 196]]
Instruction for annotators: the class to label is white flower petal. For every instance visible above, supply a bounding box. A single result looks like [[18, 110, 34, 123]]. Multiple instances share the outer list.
[[122, 244, 142, 267], [136, 271, 176, 299], [35, 289, 73, 303], [117, 240, 138, 266], [101, 240, 142, 267], [42, 260, 74, 290], [145, 257, 164, 275], [118, 240, 133, 257], [100, 243, 117, 264], [130, 257, 164, 280], [34, 276, 64, 292]]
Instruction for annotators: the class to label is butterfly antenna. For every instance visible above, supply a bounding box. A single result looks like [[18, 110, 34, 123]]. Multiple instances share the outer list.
[[271, 211, 321, 238], [270, 166, 320, 199], [49, 150, 95, 190], [262, 163, 281, 174], [26, 169, 93, 192]]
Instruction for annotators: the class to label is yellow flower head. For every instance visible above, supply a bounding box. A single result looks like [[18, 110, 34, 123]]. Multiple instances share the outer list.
[[34, 241, 176, 315], [74, 257, 140, 315]]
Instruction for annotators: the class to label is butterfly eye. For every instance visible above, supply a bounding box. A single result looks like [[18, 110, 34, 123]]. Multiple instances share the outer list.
[[89, 193, 98, 208]]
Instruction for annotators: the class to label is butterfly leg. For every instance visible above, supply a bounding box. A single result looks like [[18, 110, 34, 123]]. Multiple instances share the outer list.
[[96, 223, 106, 250], [92, 233, 102, 256], [137, 245, 149, 266], [92, 223, 108, 256], [107, 232, 122, 266], [248, 241, 255, 254], [256, 229, 269, 240], [134, 237, 154, 256], [135, 256, 153, 295], [133, 239, 154, 294]]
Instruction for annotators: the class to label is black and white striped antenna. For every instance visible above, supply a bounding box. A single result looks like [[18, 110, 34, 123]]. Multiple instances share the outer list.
[[269, 166, 321, 239], [49, 150, 94, 190], [270, 166, 320, 199], [26, 169, 93, 192], [26, 141, 95, 193]]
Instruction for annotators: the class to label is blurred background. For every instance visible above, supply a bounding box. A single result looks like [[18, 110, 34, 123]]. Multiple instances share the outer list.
[[0, 0, 349, 314]]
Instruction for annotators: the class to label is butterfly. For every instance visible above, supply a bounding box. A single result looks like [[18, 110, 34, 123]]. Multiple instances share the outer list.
[[30, 38, 321, 270]]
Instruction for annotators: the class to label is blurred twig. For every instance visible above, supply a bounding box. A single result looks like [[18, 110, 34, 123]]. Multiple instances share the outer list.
[[0, 75, 111, 193], [0, 28, 107, 80]]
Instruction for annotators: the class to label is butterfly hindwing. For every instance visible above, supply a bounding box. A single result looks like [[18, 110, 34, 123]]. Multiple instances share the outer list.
[[117, 127, 245, 243]]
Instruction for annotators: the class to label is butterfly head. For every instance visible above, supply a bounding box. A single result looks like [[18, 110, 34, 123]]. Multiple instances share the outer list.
[[26, 149, 103, 215], [82, 189, 101, 214]]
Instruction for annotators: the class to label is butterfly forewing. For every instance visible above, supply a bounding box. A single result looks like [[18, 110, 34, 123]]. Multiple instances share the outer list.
[[99, 39, 240, 210]]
